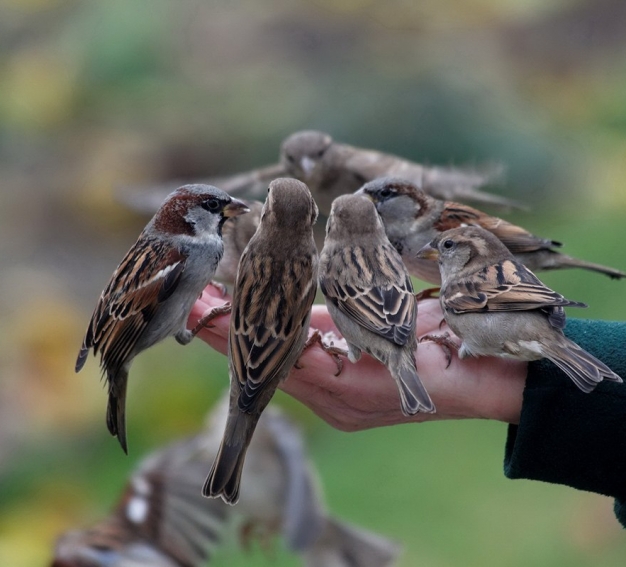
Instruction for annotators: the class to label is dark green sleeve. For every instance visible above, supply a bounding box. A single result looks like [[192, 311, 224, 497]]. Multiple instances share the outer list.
[[503, 318, 626, 527]]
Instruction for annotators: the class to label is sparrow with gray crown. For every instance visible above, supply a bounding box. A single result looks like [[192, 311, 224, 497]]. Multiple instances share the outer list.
[[76, 184, 249, 453], [358, 177, 625, 285]]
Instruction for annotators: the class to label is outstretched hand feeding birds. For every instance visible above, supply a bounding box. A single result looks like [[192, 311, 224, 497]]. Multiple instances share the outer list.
[[75, 184, 249, 453]]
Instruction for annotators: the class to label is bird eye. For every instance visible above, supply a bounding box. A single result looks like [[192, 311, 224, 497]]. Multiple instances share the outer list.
[[315, 149, 325, 158], [380, 188, 392, 198], [202, 198, 221, 212], [286, 154, 295, 163], [442, 239, 455, 250]]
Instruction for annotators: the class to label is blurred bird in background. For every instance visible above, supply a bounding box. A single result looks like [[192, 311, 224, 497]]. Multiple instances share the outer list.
[[50, 396, 401, 567], [116, 129, 517, 218]]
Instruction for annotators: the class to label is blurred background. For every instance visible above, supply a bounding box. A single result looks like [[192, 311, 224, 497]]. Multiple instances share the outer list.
[[2, 0, 626, 565]]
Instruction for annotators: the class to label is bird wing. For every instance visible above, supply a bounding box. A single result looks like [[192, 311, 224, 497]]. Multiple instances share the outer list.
[[77, 236, 187, 375], [230, 254, 317, 412], [434, 204, 557, 253], [320, 244, 416, 346], [443, 259, 585, 315]]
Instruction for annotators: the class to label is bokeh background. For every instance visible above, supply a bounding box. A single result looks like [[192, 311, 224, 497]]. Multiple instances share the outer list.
[[2, 0, 626, 565]]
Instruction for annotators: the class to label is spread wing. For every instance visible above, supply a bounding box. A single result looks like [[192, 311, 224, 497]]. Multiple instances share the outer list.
[[442, 259, 585, 321], [230, 253, 317, 412], [320, 243, 416, 346], [76, 236, 187, 375]]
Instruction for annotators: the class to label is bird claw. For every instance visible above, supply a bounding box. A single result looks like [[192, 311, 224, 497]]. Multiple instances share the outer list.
[[419, 332, 459, 369], [296, 329, 347, 376], [415, 287, 441, 301], [191, 302, 232, 335]]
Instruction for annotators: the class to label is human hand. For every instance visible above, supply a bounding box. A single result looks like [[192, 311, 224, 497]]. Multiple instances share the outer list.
[[190, 285, 526, 431]]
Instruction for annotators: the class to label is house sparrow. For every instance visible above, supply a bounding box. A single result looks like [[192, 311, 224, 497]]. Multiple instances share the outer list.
[[358, 178, 626, 284], [319, 194, 435, 416], [212, 199, 263, 290], [203, 178, 319, 504], [75, 185, 249, 453], [117, 130, 517, 217], [51, 396, 400, 567], [416, 226, 623, 392]]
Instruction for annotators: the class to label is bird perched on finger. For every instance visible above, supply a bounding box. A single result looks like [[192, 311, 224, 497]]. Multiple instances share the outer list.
[[51, 396, 400, 567], [75, 185, 249, 453], [203, 178, 320, 504], [358, 177, 626, 284], [319, 194, 435, 416], [416, 226, 623, 392]]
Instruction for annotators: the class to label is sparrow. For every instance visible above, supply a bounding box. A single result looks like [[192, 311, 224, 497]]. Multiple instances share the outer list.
[[319, 194, 435, 416], [116, 130, 518, 218], [51, 396, 401, 567], [203, 178, 319, 504], [416, 226, 623, 393], [212, 199, 263, 290], [358, 177, 626, 284], [75, 184, 249, 454]]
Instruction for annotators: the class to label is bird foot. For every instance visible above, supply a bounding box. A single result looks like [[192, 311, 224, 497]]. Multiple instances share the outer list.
[[419, 332, 459, 369], [191, 302, 232, 336], [415, 287, 441, 301], [296, 329, 347, 376]]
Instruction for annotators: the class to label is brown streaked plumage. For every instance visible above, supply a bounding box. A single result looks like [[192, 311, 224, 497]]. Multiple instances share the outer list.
[[319, 194, 435, 415], [76, 184, 249, 453], [203, 178, 319, 504], [417, 226, 623, 393], [51, 397, 400, 567], [358, 177, 626, 283]]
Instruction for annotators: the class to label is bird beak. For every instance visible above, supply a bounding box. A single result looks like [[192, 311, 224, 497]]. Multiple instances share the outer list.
[[300, 156, 316, 177], [223, 198, 250, 218], [415, 243, 439, 261]]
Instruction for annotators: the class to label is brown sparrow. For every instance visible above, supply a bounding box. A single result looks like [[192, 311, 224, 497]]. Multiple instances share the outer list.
[[203, 178, 319, 504], [75, 185, 249, 453], [416, 226, 623, 392], [120, 130, 518, 217], [51, 396, 400, 567], [319, 194, 435, 415], [358, 177, 625, 284]]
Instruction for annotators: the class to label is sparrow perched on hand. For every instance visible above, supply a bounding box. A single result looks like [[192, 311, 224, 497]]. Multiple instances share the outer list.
[[319, 194, 435, 416], [358, 177, 626, 284], [51, 396, 400, 567], [417, 226, 623, 393], [203, 178, 319, 504], [75, 185, 249, 453]]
